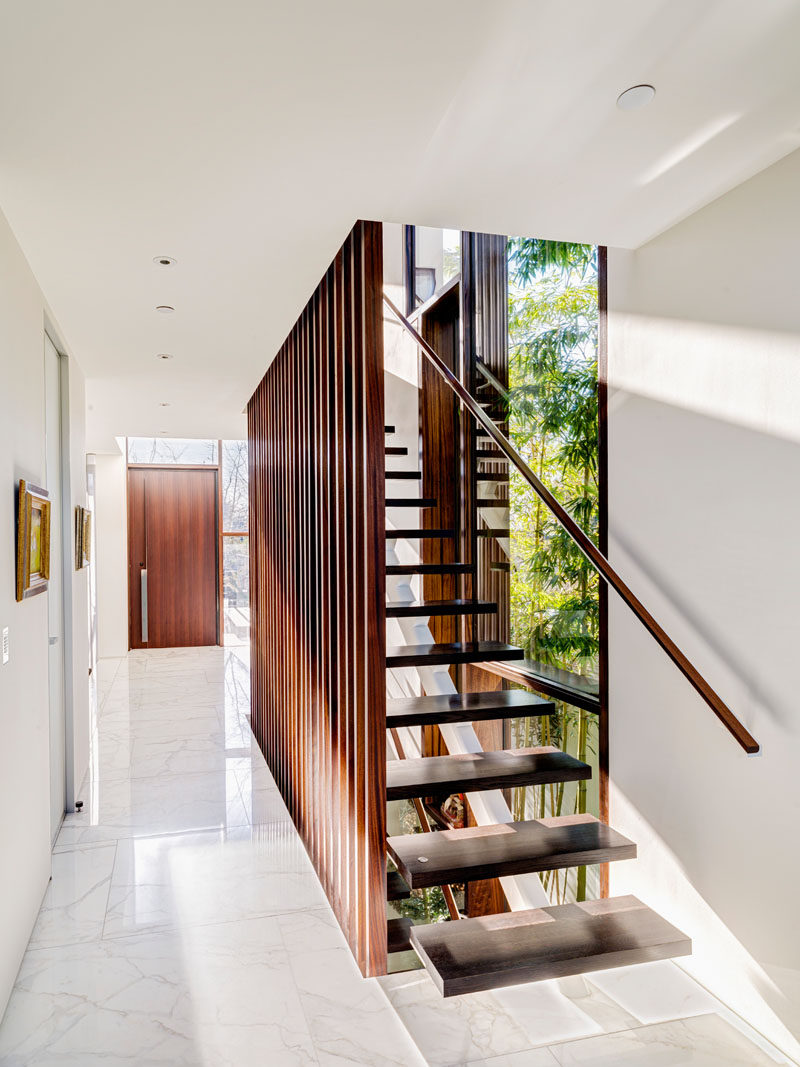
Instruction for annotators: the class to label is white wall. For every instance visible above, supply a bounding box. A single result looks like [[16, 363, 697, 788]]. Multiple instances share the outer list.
[[94, 452, 128, 659], [0, 205, 88, 1019], [607, 147, 800, 1061], [64, 356, 90, 797]]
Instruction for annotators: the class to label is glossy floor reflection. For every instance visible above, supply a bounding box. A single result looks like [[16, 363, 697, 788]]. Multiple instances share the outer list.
[[0, 647, 424, 1067], [0, 647, 795, 1066]]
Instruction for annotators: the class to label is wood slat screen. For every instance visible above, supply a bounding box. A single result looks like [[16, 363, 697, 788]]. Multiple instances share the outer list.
[[247, 220, 387, 976], [463, 231, 510, 648]]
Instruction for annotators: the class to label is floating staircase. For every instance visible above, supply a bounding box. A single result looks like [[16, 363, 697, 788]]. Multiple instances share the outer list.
[[383, 424, 691, 996]]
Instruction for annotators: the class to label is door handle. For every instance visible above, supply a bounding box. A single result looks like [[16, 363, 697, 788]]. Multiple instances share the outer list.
[[140, 568, 148, 643]]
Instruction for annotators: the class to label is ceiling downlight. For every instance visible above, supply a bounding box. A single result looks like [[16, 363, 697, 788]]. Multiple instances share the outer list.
[[617, 84, 656, 111]]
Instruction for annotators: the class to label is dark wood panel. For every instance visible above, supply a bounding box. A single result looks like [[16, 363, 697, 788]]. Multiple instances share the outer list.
[[386, 689, 554, 728], [420, 285, 461, 656], [410, 895, 691, 996], [385, 529, 454, 539], [388, 814, 636, 888], [127, 467, 218, 649], [387, 917, 414, 954], [386, 747, 591, 801], [385, 641, 523, 668], [386, 563, 474, 576], [461, 232, 510, 653], [385, 600, 496, 618], [248, 220, 386, 978], [387, 870, 411, 901], [145, 469, 218, 648]]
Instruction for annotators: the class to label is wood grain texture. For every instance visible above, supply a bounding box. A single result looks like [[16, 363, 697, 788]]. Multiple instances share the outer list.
[[127, 468, 218, 648], [386, 747, 591, 801], [420, 284, 461, 654], [247, 220, 386, 977], [387, 813, 636, 889], [386, 689, 554, 728], [410, 895, 691, 996], [385, 641, 524, 668]]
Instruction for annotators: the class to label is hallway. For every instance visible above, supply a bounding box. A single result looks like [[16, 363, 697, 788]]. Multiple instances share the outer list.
[[0, 647, 424, 1066]]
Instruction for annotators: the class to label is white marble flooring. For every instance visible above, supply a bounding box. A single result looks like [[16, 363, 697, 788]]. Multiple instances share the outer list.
[[0, 646, 424, 1067], [0, 646, 795, 1066]]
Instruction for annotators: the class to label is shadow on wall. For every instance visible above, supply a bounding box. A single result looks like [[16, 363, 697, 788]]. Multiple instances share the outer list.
[[607, 390, 800, 1060]]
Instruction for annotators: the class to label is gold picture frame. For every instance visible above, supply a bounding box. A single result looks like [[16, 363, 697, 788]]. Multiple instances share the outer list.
[[16, 480, 51, 601], [75, 505, 93, 569]]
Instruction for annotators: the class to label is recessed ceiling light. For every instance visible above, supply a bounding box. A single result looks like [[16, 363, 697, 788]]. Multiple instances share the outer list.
[[158, 402, 170, 407], [153, 255, 176, 267], [156, 353, 172, 360], [617, 84, 656, 111], [156, 305, 175, 314]]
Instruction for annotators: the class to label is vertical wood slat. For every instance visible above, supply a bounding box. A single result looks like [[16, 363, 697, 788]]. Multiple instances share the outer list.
[[462, 232, 511, 917], [247, 221, 386, 977]]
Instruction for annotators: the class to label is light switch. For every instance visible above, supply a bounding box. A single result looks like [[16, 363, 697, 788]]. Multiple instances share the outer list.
[[2, 627, 8, 665]]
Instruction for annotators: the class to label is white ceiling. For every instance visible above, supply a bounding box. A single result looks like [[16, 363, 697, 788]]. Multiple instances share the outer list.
[[2, 0, 800, 451]]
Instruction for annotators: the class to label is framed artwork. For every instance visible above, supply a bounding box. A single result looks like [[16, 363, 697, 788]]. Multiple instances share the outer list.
[[16, 480, 50, 601], [75, 506, 93, 569], [82, 509, 92, 566]]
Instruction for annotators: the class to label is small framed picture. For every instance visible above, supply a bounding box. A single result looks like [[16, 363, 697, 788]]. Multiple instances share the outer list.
[[81, 509, 92, 566], [16, 480, 50, 601], [75, 505, 93, 569]]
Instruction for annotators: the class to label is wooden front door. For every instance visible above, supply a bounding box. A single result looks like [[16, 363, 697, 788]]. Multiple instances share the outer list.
[[128, 468, 219, 649]]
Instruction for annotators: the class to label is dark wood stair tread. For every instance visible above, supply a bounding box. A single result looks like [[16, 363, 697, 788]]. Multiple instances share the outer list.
[[477, 499, 508, 508], [477, 528, 510, 537], [387, 870, 411, 900], [386, 746, 590, 801], [388, 814, 636, 889], [476, 472, 507, 482], [386, 641, 524, 668], [477, 450, 508, 460], [386, 529, 455, 539], [386, 600, 497, 618], [387, 563, 475, 576], [385, 471, 422, 480], [387, 916, 414, 953], [386, 689, 554, 728], [386, 497, 436, 508], [385, 446, 408, 456], [410, 895, 691, 996], [385, 425, 396, 434]]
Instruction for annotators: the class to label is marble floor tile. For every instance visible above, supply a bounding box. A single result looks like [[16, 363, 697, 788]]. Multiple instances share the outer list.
[[547, 1012, 791, 1065], [55, 767, 250, 846], [103, 824, 326, 938], [29, 845, 117, 948], [280, 909, 427, 1066], [585, 959, 720, 1026], [0, 917, 318, 1066], [378, 970, 536, 1066]]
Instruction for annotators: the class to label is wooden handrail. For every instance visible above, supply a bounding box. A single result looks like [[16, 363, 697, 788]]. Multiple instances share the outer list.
[[383, 293, 759, 755]]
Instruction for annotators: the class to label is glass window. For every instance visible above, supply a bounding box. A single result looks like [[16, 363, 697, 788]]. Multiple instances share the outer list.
[[223, 535, 250, 643], [127, 437, 218, 465], [221, 440, 249, 532], [414, 226, 461, 305]]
